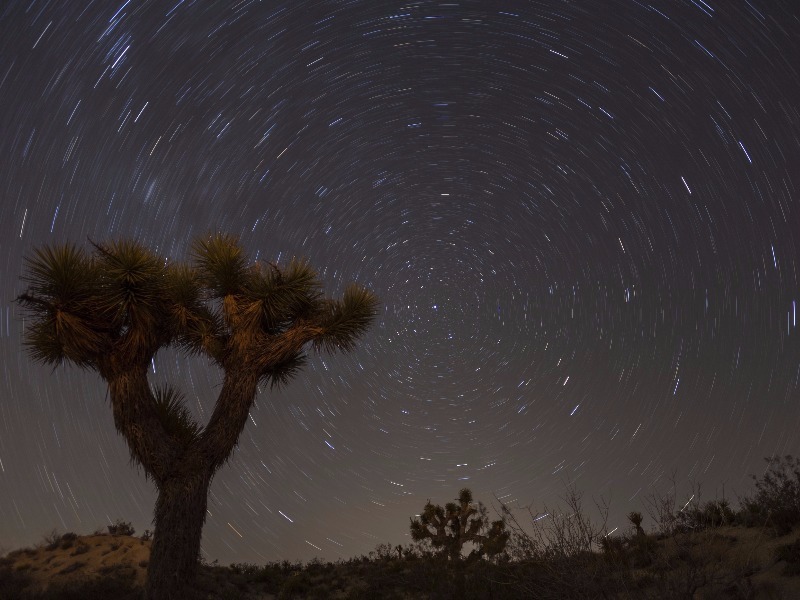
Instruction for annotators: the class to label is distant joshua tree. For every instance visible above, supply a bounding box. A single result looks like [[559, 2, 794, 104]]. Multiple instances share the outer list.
[[411, 488, 509, 561], [17, 234, 378, 600], [411, 488, 508, 595], [628, 511, 645, 536]]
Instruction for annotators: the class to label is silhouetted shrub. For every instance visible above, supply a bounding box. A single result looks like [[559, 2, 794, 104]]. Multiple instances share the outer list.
[[673, 498, 737, 532], [107, 519, 136, 536], [740, 455, 800, 534], [277, 570, 313, 599], [775, 538, 800, 576], [702, 499, 736, 527], [42, 529, 62, 550], [39, 573, 140, 600], [0, 562, 32, 598], [600, 535, 626, 560], [627, 533, 657, 568], [229, 562, 261, 576]]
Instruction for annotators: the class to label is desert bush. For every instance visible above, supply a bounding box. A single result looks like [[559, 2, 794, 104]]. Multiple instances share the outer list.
[[229, 562, 262, 576], [107, 519, 135, 536], [71, 544, 90, 556], [502, 486, 610, 560], [644, 476, 705, 537], [42, 529, 62, 551], [739, 455, 800, 534], [0, 561, 33, 598], [600, 534, 626, 559], [627, 532, 658, 569], [35, 572, 141, 600], [277, 570, 313, 599], [59, 531, 79, 550], [495, 486, 639, 599], [700, 499, 736, 527], [775, 538, 800, 576], [250, 564, 288, 591], [644, 477, 734, 535], [372, 542, 397, 561]]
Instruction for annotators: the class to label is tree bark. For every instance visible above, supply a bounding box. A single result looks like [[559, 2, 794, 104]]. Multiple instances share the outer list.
[[145, 462, 211, 600], [106, 366, 178, 485], [199, 368, 260, 472], [453, 561, 467, 599]]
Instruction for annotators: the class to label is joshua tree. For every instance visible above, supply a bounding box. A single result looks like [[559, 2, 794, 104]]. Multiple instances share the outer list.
[[411, 488, 508, 595], [17, 234, 379, 600], [411, 488, 508, 562], [628, 511, 645, 536]]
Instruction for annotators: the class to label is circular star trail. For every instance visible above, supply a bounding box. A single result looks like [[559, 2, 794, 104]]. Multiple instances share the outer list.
[[1, 0, 799, 564]]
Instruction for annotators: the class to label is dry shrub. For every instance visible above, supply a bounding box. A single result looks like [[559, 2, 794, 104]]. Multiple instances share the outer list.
[[740, 455, 800, 535], [496, 486, 631, 599]]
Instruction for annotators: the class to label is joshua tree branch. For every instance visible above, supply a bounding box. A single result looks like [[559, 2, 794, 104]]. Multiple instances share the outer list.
[[197, 366, 260, 473], [102, 364, 182, 485]]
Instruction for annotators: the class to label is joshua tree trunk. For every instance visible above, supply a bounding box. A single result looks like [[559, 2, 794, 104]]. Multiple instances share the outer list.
[[450, 547, 466, 599], [142, 369, 259, 599], [145, 463, 211, 600]]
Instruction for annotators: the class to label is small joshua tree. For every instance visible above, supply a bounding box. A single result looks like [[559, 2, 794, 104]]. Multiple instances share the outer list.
[[411, 488, 508, 596], [410, 488, 509, 561], [628, 511, 645, 536]]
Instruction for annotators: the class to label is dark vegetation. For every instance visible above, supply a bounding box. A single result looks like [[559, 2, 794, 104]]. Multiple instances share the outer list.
[[4, 456, 800, 599]]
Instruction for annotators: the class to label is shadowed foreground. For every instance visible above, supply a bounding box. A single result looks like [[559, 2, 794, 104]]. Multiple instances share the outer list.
[[6, 457, 800, 600], [3, 523, 800, 599]]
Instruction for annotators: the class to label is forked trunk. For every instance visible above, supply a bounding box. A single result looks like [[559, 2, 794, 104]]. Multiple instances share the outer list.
[[145, 465, 211, 600]]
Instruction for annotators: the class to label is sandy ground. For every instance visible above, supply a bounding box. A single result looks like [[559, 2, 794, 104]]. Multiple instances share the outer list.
[[4, 533, 151, 591]]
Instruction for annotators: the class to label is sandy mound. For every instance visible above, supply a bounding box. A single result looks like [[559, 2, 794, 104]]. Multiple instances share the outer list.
[[3, 533, 150, 591]]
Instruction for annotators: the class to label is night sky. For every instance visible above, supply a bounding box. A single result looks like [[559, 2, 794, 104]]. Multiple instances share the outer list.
[[1, 0, 799, 565]]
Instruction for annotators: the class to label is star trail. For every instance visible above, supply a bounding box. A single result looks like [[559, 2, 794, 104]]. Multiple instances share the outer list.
[[1, 0, 799, 565]]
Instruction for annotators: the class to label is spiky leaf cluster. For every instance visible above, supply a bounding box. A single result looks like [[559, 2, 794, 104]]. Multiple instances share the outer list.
[[18, 234, 379, 384], [19, 244, 110, 366], [19, 240, 203, 369], [151, 385, 201, 448]]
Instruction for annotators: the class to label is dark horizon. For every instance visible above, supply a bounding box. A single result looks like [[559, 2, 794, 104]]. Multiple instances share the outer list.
[[1, 0, 799, 565]]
